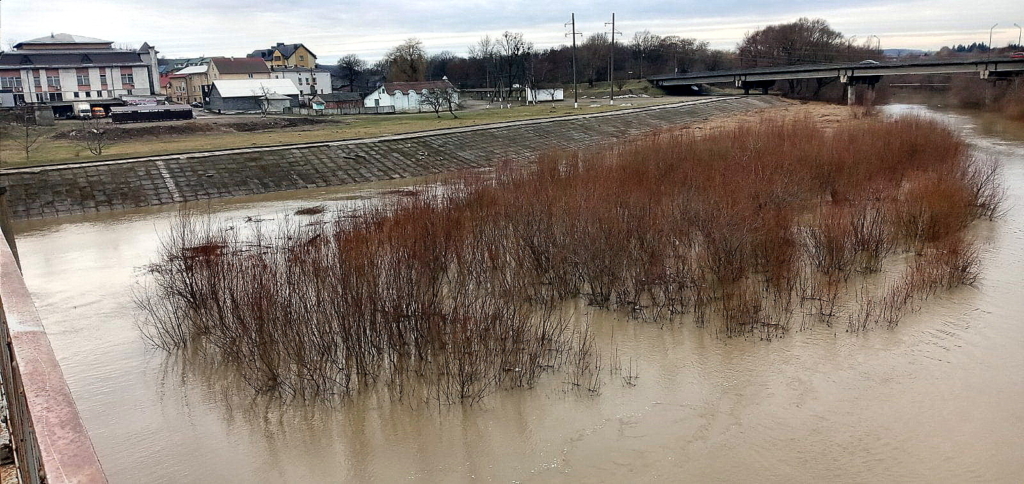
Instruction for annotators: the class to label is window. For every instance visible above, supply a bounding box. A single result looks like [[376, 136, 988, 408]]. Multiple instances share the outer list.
[[85, 91, 91, 98], [74, 92, 80, 98], [33, 76, 41, 87], [99, 74, 107, 85], [36, 93, 45, 102], [95, 91, 102, 97], [299, 55, 305, 62], [0, 76, 22, 88], [3, 77, 17, 89], [248, 73, 253, 78], [46, 75, 60, 88], [126, 89, 133, 95], [13, 94, 24, 104], [121, 73, 134, 85], [274, 55, 282, 61], [77, 74, 90, 86], [48, 92, 62, 102]]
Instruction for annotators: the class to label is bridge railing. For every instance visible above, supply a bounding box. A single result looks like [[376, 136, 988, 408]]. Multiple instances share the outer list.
[[0, 222, 106, 483]]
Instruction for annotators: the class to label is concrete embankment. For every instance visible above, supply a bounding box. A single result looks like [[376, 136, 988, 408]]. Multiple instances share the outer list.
[[0, 96, 787, 220]]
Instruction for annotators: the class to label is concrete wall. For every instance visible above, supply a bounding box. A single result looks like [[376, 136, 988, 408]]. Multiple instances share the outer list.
[[0, 225, 107, 483], [0, 96, 787, 220]]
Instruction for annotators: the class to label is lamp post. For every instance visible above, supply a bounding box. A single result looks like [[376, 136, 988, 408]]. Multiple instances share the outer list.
[[869, 35, 880, 52], [989, 23, 998, 58], [1014, 23, 1022, 49]]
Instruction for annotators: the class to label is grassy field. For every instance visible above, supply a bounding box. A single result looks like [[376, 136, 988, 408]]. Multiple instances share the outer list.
[[0, 96, 678, 169]]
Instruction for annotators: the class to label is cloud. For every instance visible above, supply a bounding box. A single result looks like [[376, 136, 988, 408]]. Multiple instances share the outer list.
[[2, 0, 1020, 63]]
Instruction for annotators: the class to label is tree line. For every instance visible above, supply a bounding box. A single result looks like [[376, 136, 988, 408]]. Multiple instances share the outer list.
[[334, 18, 882, 96]]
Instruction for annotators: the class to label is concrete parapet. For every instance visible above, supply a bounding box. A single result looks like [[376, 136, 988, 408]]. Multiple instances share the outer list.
[[0, 228, 106, 483]]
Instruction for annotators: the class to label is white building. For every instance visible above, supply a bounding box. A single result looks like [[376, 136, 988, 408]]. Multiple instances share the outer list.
[[271, 66, 331, 100], [363, 79, 459, 113], [207, 78, 300, 113], [0, 33, 159, 116], [527, 87, 564, 103]]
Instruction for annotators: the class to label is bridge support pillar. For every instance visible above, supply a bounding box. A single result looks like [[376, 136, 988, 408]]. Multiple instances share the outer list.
[[738, 80, 775, 96], [844, 75, 881, 106]]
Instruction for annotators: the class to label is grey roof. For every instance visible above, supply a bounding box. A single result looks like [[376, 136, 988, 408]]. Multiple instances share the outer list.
[[319, 92, 364, 102], [211, 57, 270, 75], [248, 48, 274, 60], [0, 51, 145, 67], [271, 66, 329, 73], [14, 33, 112, 48], [248, 43, 316, 61]]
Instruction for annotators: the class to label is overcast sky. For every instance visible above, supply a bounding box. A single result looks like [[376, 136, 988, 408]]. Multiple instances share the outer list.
[[2, 0, 1021, 64]]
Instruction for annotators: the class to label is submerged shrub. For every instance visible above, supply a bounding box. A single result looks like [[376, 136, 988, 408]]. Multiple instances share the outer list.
[[137, 114, 1001, 402]]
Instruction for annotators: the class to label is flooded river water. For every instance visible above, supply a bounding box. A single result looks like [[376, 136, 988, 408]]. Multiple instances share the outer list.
[[12, 104, 1024, 482]]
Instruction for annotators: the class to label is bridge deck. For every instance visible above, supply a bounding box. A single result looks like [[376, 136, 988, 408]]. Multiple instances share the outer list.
[[649, 57, 1024, 87]]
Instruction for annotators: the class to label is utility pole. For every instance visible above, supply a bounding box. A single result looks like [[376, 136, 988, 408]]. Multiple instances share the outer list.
[[605, 13, 621, 105], [566, 14, 581, 109], [989, 23, 998, 59]]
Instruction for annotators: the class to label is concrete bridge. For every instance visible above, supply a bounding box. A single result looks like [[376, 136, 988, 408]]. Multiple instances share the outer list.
[[648, 57, 1024, 104]]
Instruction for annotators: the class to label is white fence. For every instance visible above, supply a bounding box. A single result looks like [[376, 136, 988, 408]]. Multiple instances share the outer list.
[[285, 105, 396, 116]]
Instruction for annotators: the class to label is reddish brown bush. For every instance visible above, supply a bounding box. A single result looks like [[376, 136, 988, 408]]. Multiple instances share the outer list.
[[138, 114, 1001, 401]]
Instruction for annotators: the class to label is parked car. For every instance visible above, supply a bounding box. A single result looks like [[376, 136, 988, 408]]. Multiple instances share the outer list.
[[91, 107, 106, 118], [190, 102, 203, 108], [1011, 52, 1024, 59], [859, 59, 880, 65]]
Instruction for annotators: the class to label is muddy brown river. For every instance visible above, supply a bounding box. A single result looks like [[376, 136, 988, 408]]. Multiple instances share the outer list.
[[12, 104, 1024, 483]]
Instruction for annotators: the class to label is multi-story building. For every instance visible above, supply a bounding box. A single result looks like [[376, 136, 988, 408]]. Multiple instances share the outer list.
[[168, 65, 209, 104], [270, 66, 331, 99], [0, 33, 159, 115], [248, 43, 317, 69]]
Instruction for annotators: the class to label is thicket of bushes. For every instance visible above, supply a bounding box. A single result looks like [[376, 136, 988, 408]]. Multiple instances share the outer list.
[[137, 115, 1001, 403]]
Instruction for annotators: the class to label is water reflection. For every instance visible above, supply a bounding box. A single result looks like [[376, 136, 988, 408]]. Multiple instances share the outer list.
[[13, 105, 1024, 483]]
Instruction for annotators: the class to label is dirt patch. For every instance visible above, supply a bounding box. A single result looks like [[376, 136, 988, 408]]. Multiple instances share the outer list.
[[52, 117, 344, 142], [683, 100, 861, 133], [230, 117, 339, 132]]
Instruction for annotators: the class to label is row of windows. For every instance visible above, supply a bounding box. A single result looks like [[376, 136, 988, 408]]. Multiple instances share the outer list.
[[32, 93, 63, 102], [4, 73, 130, 89], [72, 91, 116, 99]]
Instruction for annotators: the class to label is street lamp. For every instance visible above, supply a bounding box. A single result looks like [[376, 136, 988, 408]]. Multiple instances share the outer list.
[[989, 23, 998, 58], [869, 35, 880, 52], [1015, 23, 1022, 49]]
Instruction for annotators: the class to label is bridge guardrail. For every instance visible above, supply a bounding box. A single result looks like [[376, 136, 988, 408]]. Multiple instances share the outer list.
[[0, 224, 106, 483]]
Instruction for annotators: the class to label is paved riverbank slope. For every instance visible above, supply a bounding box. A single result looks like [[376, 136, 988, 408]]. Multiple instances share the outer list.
[[0, 96, 787, 220]]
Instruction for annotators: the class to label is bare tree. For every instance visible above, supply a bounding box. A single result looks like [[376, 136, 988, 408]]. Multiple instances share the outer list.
[[497, 32, 534, 102], [386, 38, 427, 82], [252, 86, 273, 117], [77, 119, 114, 156], [419, 89, 445, 118], [337, 54, 366, 92], [419, 87, 460, 118], [630, 30, 661, 78], [18, 124, 45, 165], [10, 105, 45, 165], [469, 36, 500, 102], [440, 88, 460, 118]]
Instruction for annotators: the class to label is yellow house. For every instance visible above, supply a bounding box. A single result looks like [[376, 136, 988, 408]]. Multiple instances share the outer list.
[[208, 57, 272, 81], [248, 43, 316, 69]]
